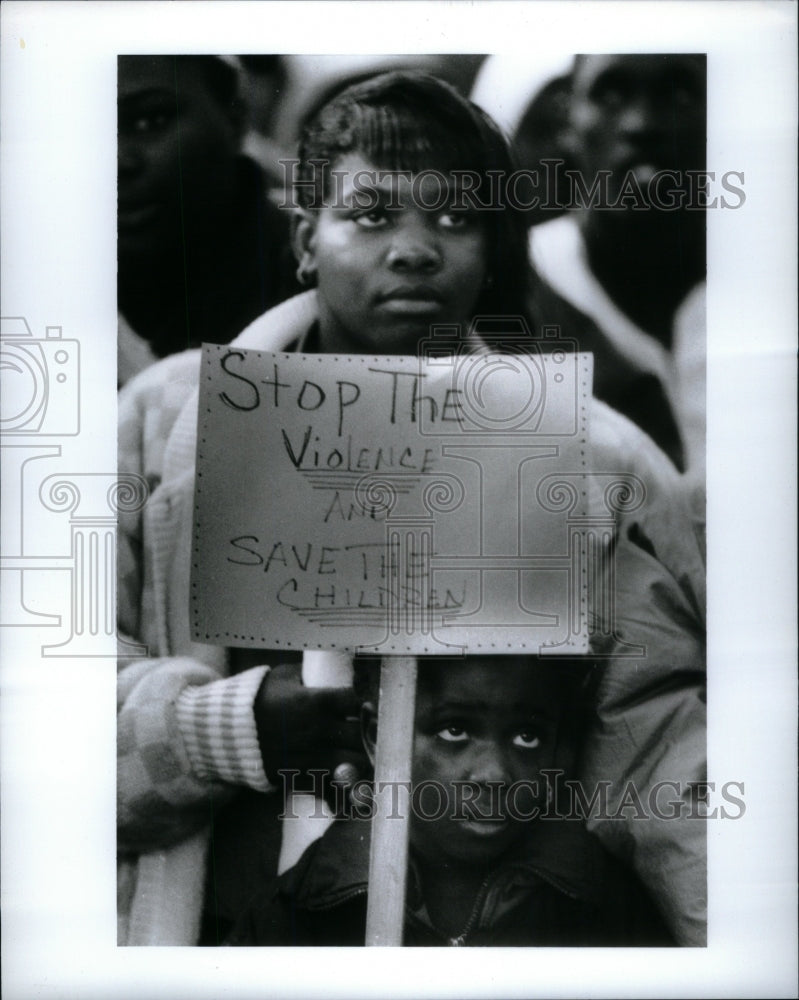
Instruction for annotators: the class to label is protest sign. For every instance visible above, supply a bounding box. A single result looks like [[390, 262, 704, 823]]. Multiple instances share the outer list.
[[192, 337, 593, 655]]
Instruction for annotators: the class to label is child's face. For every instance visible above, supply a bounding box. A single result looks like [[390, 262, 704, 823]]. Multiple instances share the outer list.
[[409, 658, 564, 867], [294, 153, 488, 356]]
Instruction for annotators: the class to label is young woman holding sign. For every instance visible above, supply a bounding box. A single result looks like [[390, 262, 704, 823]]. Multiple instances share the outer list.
[[117, 72, 706, 946]]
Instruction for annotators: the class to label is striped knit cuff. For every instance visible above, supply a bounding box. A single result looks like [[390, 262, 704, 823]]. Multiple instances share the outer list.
[[175, 667, 271, 792]]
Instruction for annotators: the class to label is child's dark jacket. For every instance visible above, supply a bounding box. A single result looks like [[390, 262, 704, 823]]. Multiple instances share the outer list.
[[228, 816, 674, 947]]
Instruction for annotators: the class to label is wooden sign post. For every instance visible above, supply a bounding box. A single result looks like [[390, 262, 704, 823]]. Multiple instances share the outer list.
[[364, 656, 418, 946]]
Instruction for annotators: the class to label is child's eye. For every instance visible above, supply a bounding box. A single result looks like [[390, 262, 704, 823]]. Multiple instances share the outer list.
[[512, 731, 541, 750], [436, 726, 469, 743]]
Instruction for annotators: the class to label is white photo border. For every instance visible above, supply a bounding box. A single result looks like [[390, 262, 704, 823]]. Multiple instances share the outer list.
[[1, 2, 797, 998]]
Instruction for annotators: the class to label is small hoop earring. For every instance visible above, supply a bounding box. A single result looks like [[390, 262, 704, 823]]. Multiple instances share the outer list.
[[296, 263, 314, 287]]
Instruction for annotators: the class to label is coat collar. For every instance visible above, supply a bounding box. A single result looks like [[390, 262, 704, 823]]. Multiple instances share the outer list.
[[280, 813, 610, 920]]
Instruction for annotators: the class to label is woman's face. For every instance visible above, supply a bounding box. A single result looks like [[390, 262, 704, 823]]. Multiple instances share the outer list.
[[295, 154, 488, 355]]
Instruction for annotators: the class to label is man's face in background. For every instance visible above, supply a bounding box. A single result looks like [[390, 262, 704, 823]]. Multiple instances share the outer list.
[[569, 54, 706, 206]]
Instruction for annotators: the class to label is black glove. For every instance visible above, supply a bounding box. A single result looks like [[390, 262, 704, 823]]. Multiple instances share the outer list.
[[254, 663, 368, 802]]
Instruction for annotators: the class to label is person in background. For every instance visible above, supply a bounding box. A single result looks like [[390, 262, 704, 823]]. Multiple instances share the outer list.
[[511, 71, 575, 227], [525, 54, 707, 478], [117, 55, 298, 387]]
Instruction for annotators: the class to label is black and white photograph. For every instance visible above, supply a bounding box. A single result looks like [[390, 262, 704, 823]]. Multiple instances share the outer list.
[[1, 2, 796, 998]]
